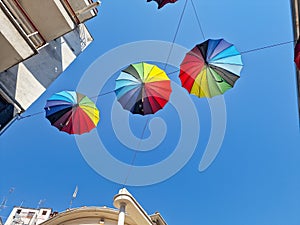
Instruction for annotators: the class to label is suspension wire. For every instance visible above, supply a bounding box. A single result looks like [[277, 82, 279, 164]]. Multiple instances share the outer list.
[[17, 111, 44, 120], [190, 0, 205, 40], [89, 90, 116, 99], [15, 90, 115, 121], [12, 38, 297, 122], [168, 69, 180, 76], [163, 0, 188, 71], [122, 1, 189, 187], [123, 118, 150, 187], [240, 40, 296, 55]]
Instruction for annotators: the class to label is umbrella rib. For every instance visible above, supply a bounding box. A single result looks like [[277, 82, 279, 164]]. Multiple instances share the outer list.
[[203, 68, 212, 97], [116, 78, 140, 83], [181, 65, 204, 81], [123, 88, 142, 110], [146, 86, 170, 102], [209, 41, 233, 58], [122, 70, 142, 82], [207, 67, 224, 95], [203, 67, 211, 97], [186, 52, 205, 61], [209, 65, 239, 85], [145, 65, 156, 81], [180, 65, 204, 77], [209, 54, 243, 65], [209, 52, 240, 62], [58, 112, 72, 131], [79, 109, 91, 134], [209, 61, 243, 66], [115, 83, 140, 92], [180, 59, 204, 66], [147, 70, 168, 82], [80, 105, 99, 125], [198, 69, 203, 97], [145, 81, 171, 91]]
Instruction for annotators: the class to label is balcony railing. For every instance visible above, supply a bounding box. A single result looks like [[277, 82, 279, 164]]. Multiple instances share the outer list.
[[60, 0, 80, 24], [60, 0, 99, 24], [0, 0, 46, 49]]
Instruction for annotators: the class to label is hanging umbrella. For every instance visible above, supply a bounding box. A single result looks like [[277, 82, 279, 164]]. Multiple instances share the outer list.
[[147, 0, 177, 9], [44, 91, 99, 134], [115, 62, 172, 115], [294, 38, 300, 70], [179, 38, 243, 98]]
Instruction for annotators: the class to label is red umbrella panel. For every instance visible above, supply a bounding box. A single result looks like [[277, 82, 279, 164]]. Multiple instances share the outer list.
[[294, 38, 300, 70], [147, 0, 177, 9], [44, 91, 100, 134]]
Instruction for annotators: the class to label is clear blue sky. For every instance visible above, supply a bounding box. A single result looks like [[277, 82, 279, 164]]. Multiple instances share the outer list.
[[1, 0, 300, 225]]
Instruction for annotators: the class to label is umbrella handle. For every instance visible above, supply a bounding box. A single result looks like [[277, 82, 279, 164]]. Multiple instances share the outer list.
[[214, 78, 223, 83]]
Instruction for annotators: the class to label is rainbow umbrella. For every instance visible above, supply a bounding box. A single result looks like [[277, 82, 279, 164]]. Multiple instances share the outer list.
[[180, 39, 243, 98], [147, 0, 177, 9], [115, 62, 172, 115], [294, 38, 300, 70], [44, 91, 99, 134]]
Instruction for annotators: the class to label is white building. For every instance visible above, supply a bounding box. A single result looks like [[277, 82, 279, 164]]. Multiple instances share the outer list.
[[0, 0, 100, 133], [3, 189, 167, 225], [4, 207, 52, 225]]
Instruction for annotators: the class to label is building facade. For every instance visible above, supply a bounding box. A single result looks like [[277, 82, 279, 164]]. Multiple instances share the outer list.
[[0, 0, 99, 133], [4, 207, 53, 225], [3, 189, 167, 225]]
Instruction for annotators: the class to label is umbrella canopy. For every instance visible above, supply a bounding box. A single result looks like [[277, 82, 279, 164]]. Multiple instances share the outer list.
[[147, 0, 177, 9], [179, 39, 243, 98], [294, 38, 300, 70], [115, 62, 172, 115], [44, 91, 99, 134]]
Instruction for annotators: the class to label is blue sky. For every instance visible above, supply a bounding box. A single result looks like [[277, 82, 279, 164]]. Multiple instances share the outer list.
[[1, 0, 300, 225]]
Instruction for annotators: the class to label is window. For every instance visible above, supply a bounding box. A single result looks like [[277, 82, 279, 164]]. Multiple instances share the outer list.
[[0, 95, 14, 131], [16, 209, 21, 214], [42, 211, 47, 215], [26, 212, 35, 219]]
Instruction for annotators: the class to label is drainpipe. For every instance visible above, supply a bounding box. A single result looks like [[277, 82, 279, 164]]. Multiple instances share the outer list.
[[117, 203, 126, 225]]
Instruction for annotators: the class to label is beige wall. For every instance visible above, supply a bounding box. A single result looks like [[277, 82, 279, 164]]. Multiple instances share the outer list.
[[0, 6, 35, 71], [0, 24, 93, 113], [17, 0, 75, 42]]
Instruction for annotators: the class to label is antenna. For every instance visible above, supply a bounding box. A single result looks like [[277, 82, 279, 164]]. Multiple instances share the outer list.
[[0, 187, 15, 211], [0, 198, 7, 210], [69, 186, 78, 209], [37, 199, 46, 208]]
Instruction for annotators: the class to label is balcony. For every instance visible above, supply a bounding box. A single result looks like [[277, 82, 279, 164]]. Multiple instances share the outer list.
[[61, 0, 99, 24], [0, 0, 99, 72]]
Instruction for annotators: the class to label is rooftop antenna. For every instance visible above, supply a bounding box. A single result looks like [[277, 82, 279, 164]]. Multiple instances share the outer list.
[[0, 198, 7, 210], [69, 185, 78, 209], [0, 187, 15, 210], [37, 199, 46, 209]]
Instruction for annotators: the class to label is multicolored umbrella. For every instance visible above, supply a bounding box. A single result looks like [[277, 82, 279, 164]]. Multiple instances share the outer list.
[[44, 91, 99, 134], [294, 38, 300, 70], [147, 0, 177, 9], [179, 39, 243, 98], [115, 62, 172, 115]]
